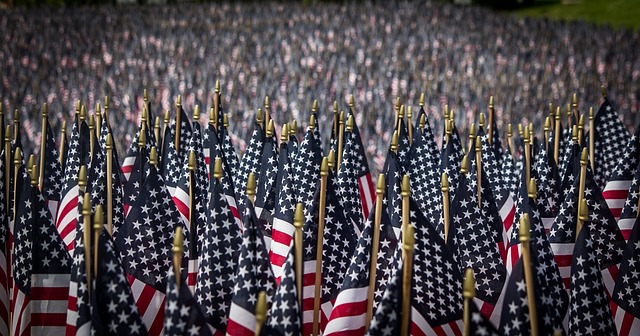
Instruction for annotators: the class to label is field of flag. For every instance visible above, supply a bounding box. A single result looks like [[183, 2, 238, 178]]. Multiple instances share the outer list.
[[0, 82, 639, 336]]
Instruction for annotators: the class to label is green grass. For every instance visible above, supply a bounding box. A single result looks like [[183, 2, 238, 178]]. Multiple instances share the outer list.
[[511, 0, 640, 30]]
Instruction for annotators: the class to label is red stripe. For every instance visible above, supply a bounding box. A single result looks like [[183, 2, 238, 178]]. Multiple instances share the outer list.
[[411, 321, 427, 336], [620, 311, 636, 336], [146, 306, 165, 336], [270, 230, 293, 248], [121, 165, 133, 174], [188, 271, 197, 288], [230, 205, 241, 223], [133, 281, 157, 316], [56, 198, 78, 229], [31, 286, 69, 301], [31, 313, 67, 326], [479, 301, 495, 321], [226, 318, 255, 336], [329, 299, 367, 321], [171, 196, 190, 221], [602, 189, 628, 200], [610, 208, 623, 218], [502, 204, 515, 233]]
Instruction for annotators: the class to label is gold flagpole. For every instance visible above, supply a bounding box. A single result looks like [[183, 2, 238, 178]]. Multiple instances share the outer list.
[[104, 96, 110, 129], [106, 134, 114, 235], [255, 291, 267, 336], [312, 157, 329, 336], [58, 121, 66, 165], [337, 111, 345, 171], [88, 112, 95, 160], [589, 107, 595, 171], [400, 224, 415, 336], [548, 103, 555, 133], [12, 147, 21, 222], [5, 126, 11, 213], [95, 103, 102, 137], [572, 93, 579, 126], [577, 114, 584, 145], [442, 172, 451, 243], [327, 150, 335, 171], [407, 106, 413, 145], [488, 96, 494, 145], [247, 172, 256, 205], [39, 104, 48, 189], [12, 109, 19, 143], [154, 116, 161, 147], [175, 95, 182, 156], [94, 205, 103, 277], [544, 117, 551, 154], [188, 150, 196, 242], [265, 96, 271, 133], [173, 226, 183, 287], [401, 175, 410, 235], [462, 268, 475, 336], [419, 114, 426, 135], [138, 124, 147, 186], [576, 199, 588, 239], [467, 124, 476, 153], [294, 203, 304, 310], [475, 136, 482, 206], [81, 182, 91, 301], [554, 107, 561, 164], [507, 124, 515, 159], [576, 148, 588, 241], [519, 213, 538, 336], [366, 174, 385, 328], [333, 101, 338, 144], [524, 126, 531, 186], [394, 98, 401, 130], [478, 113, 485, 132]]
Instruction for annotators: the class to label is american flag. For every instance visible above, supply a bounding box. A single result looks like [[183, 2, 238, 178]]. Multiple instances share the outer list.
[[440, 123, 463, 206], [287, 126, 299, 162], [91, 228, 148, 335], [0, 150, 9, 336], [12, 166, 71, 335], [530, 146, 561, 233], [66, 191, 92, 336], [56, 118, 86, 255], [195, 171, 242, 335], [114, 162, 189, 336], [611, 215, 640, 335], [568, 227, 617, 335], [292, 126, 323, 207], [219, 112, 240, 188], [122, 126, 151, 218], [502, 148, 520, 199], [268, 141, 295, 283], [121, 122, 154, 182], [447, 156, 507, 325], [616, 163, 640, 242], [164, 265, 211, 336], [324, 200, 398, 336], [364, 249, 402, 336], [310, 112, 324, 157], [385, 151, 404, 241], [236, 118, 264, 201], [254, 130, 278, 251], [40, 120, 63, 219], [226, 200, 275, 336], [161, 106, 193, 195], [557, 123, 575, 182], [587, 97, 631, 189], [602, 130, 639, 221], [264, 251, 301, 336]]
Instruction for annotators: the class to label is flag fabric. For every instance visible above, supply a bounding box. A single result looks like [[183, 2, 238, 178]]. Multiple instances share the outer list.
[[254, 129, 278, 250], [115, 162, 189, 336], [91, 228, 148, 336], [226, 200, 275, 336], [268, 141, 295, 283], [348, 110, 376, 221], [611, 215, 640, 335], [41, 120, 64, 219], [440, 123, 464, 205], [121, 121, 154, 182], [616, 162, 640, 242], [363, 249, 402, 336], [264, 251, 301, 336], [0, 150, 9, 336], [195, 173, 242, 335], [292, 126, 323, 207], [122, 125, 151, 219], [12, 166, 71, 335], [236, 119, 264, 199], [602, 129, 640, 221], [164, 266, 212, 336], [219, 112, 240, 188], [502, 149, 520, 199], [530, 146, 561, 233], [161, 107, 193, 194], [567, 227, 617, 336], [588, 97, 632, 189]]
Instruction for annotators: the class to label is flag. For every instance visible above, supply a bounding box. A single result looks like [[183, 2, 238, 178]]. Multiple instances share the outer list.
[[530, 145, 561, 233], [164, 266, 212, 336], [114, 161, 188, 336], [502, 149, 520, 199], [254, 128, 278, 250], [292, 126, 323, 207], [219, 112, 240, 188], [440, 123, 464, 205], [12, 166, 71, 335], [611, 215, 640, 335], [91, 227, 148, 335], [364, 249, 403, 336], [347, 109, 376, 221], [616, 162, 640, 241], [40, 120, 64, 219], [195, 172, 242, 335], [0, 150, 9, 336], [226, 200, 275, 336], [236, 118, 264, 199], [602, 129, 640, 221], [121, 121, 154, 182], [588, 97, 632, 189], [568, 227, 616, 335], [264, 251, 301, 336], [161, 106, 193, 194]]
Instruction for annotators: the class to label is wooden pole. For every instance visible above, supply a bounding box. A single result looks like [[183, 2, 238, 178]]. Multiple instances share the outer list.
[[81, 189, 91, 301], [467, 124, 476, 153], [172, 226, 183, 287], [175, 95, 182, 156], [104, 96, 110, 129], [265, 96, 271, 134], [475, 136, 482, 206], [524, 127, 531, 186], [463, 268, 475, 336], [39, 104, 48, 189], [544, 117, 551, 154], [576, 148, 588, 241], [188, 150, 196, 251], [333, 101, 338, 143], [553, 107, 561, 164], [293, 203, 304, 310], [12, 148, 21, 222], [105, 134, 114, 236], [400, 224, 415, 336], [366, 174, 385, 328], [312, 158, 329, 336], [577, 114, 584, 145], [255, 291, 267, 336], [519, 213, 538, 336], [397, 105, 405, 136], [442, 171, 451, 242], [589, 107, 595, 171], [488, 96, 494, 145]]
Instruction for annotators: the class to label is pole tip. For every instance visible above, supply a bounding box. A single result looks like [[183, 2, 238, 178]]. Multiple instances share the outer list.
[[294, 203, 304, 229], [280, 124, 289, 143], [478, 113, 485, 128], [528, 178, 537, 199], [395, 97, 401, 111], [571, 125, 578, 142], [544, 117, 551, 131], [4, 125, 11, 141], [188, 150, 196, 171], [78, 165, 87, 187], [507, 123, 512, 137], [82, 192, 90, 215], [289, 119, 297, 136], [589, 106, 594, 120], [309, 114, 316, 131], [143, 88, 148, 102], [266, 119, 275, 138], [265, 96, 270, 109], [346, 114, 354, 132], [475, 136, 482, 152], [376, 173, 385, 195], [193, 105, 200, 120], [320, 157, 329, 176], [463, 268, 476, 299], [460, 154, 469, 174], [419, 113, 426, 130], [30, 162, 38, 186], [150, 146, 158, 166], [256, 108, 263, 124], [327, 150, 335, 170], [518, 213, 530, 243], [176, 95, 182, 107], [42, 103, 48, 117], [173, 226, 183, 256], [391, 130, 399, 153], [601, 86, 607, 98], [138, 127, 147, 148], [163, 109, 170, 124], [215, 80, 221, 94], [489, 95, 494, 109], [580, 147, 588, 166], [104, 96, 109, 109], [468, 124, 476, 140], [407, 106, 412, 119], [349, 95, 354, 109], [401, 175, 410, 197], [213, 157, 223, 179], [94, 204, 104, 231], [246, 172, 257, 197], [13, 147, 21, 165], [256, 291, 267, 323], [310, 99, 316, 113], [419, 93, 425, 107], [441, 172, 449, 191], [333, 101, 338, 114]]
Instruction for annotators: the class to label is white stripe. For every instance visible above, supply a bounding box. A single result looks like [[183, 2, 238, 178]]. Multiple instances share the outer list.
[[485, 280, 506, 328], [33, 273, 71, 287], [411, 306, 436, 335], [606, 199, 626, 211], [31, 299, 68, 314], [166, 186, 177, 198], [122, 156, 136, 181], [263, 236, 272, 254], [324, 313, 366, 335], [550, 243, 575, 256], [603, 180, 632, 193], [615, 308, 627, 334], [498, 196, 515, 223], [47, 200, 59, 222], [12, 289, 30, 336], [359, 175, 374, 212], [542, 217, 554, 231], [601, 267, 616, 297], [130, 277, 166, 334], [227, 303, 256, 334], [619, 218, 635, 231], [321, 300, 333, 325], [32, 326, 66, 336], [333, 287, 369, 307]]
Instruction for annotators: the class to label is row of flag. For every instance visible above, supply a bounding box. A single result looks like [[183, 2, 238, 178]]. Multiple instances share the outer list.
[[0, 82, 638, 336]]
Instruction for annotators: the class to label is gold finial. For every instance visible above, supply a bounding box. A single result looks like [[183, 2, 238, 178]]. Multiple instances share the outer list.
[[42, 103, 48, 118], [82, 192, 90, 216], [528, 178, 537, 199], [398, 105, 405, 119], [401, 175, 410, 198], [294, 203, 304, 229], [580, 148, 588, 166], [578, 114, 585, 131], [213, 157, 223, 179], [209, 107, 215, 126], [555, 106, 561, 120], [346, 115, 354, 132], [403, 224, 415, 251], [94, 204, 103, 232], [548, 103, 554, 118], [266, 119, 275, 138], [463, 268, 475, 299], [309, 114, 316, 131], [376, 173, 385, 195], [104, 96, 109, 110], [172, 226, 183, 256], [327, 150, 335, 169], [507, 124, 512, 137], [519, 213, 530, 243], [333, 101, 338, 115], [489, 96, 494, 109], [419, 114, 426, 130], [528, 124, 534, 141], [478, 113, 485, 128], [281, 124, 289, 143], [310, 99, 317, 113], [444, 104, 449, 120], [349, 95, 354, 109], [419, 93, 425, 107], [407, 106, 412, 120], [571, 125, 578, 142], [468, 124, 476, 140], [13, 147, 21, 167], [339, 111, 345, 129], [78, 165, 87, 189], [30, 162, 38, 186], [523, 125, 529, 144], [247, 172, 257, 197], [395, 97, 401, 112], [460, 154, 469, 174], [256, 291, 268, 333], [256, 108, 263, 124], [320, 157, 329, 176], [27, 154, 35, 175], [138, 125, 146, 149], [567, 103, 572, 118], [176, 95, 182, 107], [163, 109, 170, 124], [265, 96, 271, 110], [589, 107, 594, 120], [106, 133, 112, 150], [544, 117, 551, 131], [143, 89, 148, 103], [518, 123, 524, 137], [223, 113, 229, 127], [572, 93, 578, 110], [154, 116, 160, 133], [88, 113, 95, 131], [75, 100, 81, 115], [289, 119, 297, 136], [215, 80, 221, 94], [391, 130, 399, 153], [95, 102, 101, 115], [149, 146, 158, 166], [193, 105, 200, 120], [578, 199, 588, 222], [4, 125, 11, 142], [445, 119, 453, 136], [12, 109, 19, 125], [475, 135, 482, 152], [601, 86, 607, 98], [441, 172, 449, 191], [188, 150, 196, 171], [449, 108, 454, 122]]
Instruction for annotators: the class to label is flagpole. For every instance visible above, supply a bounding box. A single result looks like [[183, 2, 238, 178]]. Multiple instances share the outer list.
[[106, 134, 114, 236], [312, 157, 329, 336], [12, 109, 19, 143], [172, 226, 183, 287], [524, 127, 531, 185], [544, 117, 550, 154], [441, 172, 450, 243], [247, 172, 256, 205], [407, 106, 413, 145], [475, 136, 482, 206], [576, 148, 588, 241], [572, 93, 579, 127], [332, 101, 338, 145], [289, 119, 297, 139], [479, 113, 485, 133], [213, 81, 220, 132], [467, 124, 476, 153], [401, 224, 415, 336], [294, 202, 304, 310], [327, 150, 335, 171], [577, 114, 584, 145], [88, 113, 96, 160], [397, 105, 405, 137], [394, 98, 401, 130], [255, 291, 267, 336], [488, 96, 494, 145], [265, 96, 271, 134], [366, 173, 385, 328], [507, 124, 514, 159], [12, 147, 21, 222], [589, 107, 595, 171], [39, 104, 47, 189], [154, 116, 160, 147], [175, 95, 182, 156], [27, 155, 34, 178], [576, 199, 588, 239], [81, 179, 91, 301], [337, 111, 345, 171], [445, 118, 452, 148], [162, 109, 170, 157], [188, 150, 196, 258], [58, 121, 66, 165], [138, 124, 147, 187], [93, 204, 102, 279], [519, 213, 538, 336], [462, 268, 475, 336], [553, 106, 561, 164], [95, 103, 102, 138], [104, 96, 110, 129], [5, 126, 11, 214]]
